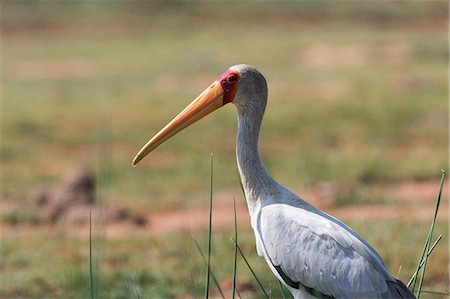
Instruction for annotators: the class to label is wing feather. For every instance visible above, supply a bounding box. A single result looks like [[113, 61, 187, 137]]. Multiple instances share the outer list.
[[257, 203, 393, 298]]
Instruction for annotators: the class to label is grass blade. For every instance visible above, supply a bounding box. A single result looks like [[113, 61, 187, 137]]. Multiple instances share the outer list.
[[133, 287, 141, 299], [236, 168, 271, 298], [409, 171, 445, 296], [204, 153, 214, 299], [89, 212, 95, 299], [277, 279, 287, 299], [416, 236, 443, 298], [407, 234, 442, 287], [192, 239, 225, 299], [131, 281, 141, 299], [397, 264, 403, 278], [232, 238, 270, 299], [232, 198, 238, 299]]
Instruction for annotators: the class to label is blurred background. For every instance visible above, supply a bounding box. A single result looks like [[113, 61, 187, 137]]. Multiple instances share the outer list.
[[1, 1, 448, 298]]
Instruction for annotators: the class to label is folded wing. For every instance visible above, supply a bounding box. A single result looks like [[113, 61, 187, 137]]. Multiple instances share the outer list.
[[257, 203, 407, 299]]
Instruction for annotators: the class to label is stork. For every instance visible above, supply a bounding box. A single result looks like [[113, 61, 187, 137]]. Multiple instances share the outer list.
[[133, 64, 415, 299]]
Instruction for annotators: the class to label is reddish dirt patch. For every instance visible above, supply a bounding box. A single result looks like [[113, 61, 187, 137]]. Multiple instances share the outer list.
[[2, 178, 447, 238], [100, 202, 251, 238], [102, 179, 448, 237], [390, 180, 448, 203]]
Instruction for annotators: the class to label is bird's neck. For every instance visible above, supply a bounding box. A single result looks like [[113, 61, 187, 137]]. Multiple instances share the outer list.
[[236, 105, 277, 215]]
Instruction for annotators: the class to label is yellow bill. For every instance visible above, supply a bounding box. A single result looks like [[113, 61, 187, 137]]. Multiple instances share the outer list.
[[132, 69, 240, 166]]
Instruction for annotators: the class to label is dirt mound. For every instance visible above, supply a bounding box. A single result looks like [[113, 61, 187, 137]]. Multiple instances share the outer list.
[[1, 168, 146, 226]]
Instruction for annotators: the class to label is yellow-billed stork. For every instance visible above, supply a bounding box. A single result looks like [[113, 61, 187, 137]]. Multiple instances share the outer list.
[[133, 64, 415, 299]]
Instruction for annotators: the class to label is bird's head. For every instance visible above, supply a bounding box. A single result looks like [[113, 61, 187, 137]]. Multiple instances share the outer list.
[[132, 64, 267, 166]]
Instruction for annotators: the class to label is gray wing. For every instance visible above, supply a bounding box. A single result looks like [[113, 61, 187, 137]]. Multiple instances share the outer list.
[[256, 203, 411, 299]]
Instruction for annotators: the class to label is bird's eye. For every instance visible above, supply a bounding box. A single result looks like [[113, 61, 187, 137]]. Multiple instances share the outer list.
[[227, 74, 237, 83]]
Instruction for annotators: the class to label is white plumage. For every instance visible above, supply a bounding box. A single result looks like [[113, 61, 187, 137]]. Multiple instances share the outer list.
[[133, 64, 415, 299], [256, 202, 396, 298]]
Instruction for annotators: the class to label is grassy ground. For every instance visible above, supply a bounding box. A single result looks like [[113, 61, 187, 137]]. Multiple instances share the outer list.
[[1, 1, 449, 298], [1, 220, 448, 298]]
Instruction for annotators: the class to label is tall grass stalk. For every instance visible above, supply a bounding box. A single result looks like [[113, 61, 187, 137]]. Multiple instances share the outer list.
[[277, 279, 287, 299], [89, 212, 95, 299], [236, 170, 272, 298], [133, 286, 141, 299], [232, 238, 270, 299], [89, 118, 111, 298], [192, 239, 225, 299], [407, 234, 443, 287], [131, 280, 141, 299], [232, 198, 238, 299], [408, 171, 445, 297], [204, 153, 214, 299]]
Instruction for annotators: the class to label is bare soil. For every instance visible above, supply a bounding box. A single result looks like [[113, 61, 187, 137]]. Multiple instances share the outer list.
[[103, 179, 449, 237], [1, 178, 447, 238]]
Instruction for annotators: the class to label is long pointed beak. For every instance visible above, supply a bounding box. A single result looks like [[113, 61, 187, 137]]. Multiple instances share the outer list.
[[132, 81, 225, 166]]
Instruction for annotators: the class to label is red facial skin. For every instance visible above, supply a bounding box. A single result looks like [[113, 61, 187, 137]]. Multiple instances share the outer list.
[[217, 70, 240, 105]]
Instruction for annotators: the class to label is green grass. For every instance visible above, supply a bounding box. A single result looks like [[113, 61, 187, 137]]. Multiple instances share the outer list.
[[2, 2, 448, 206], [232, 198, 238, 299], [1, 218, 448, 298], [1, 2, 449, 298], [410, 172, 446, 297], [204, 154, 214, 299]]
